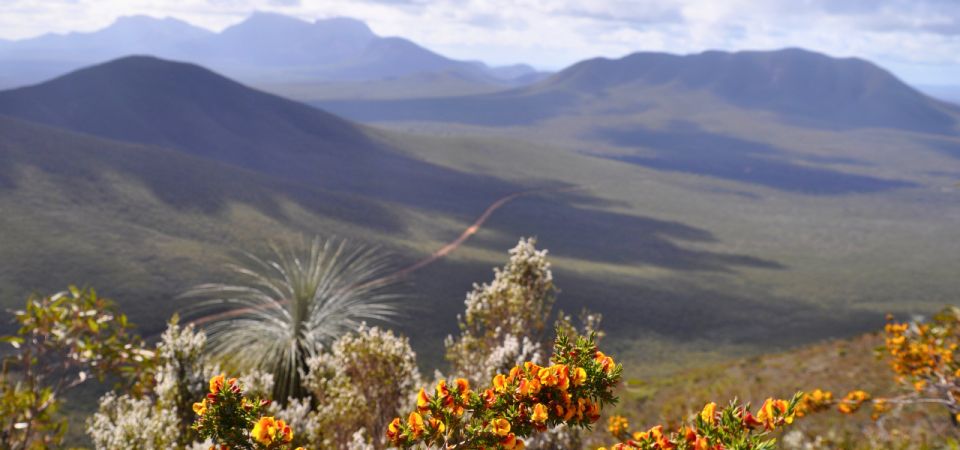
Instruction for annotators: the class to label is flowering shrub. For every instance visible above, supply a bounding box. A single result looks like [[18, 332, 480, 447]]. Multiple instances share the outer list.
[[600, 395, 802, 450], [797, 308, 960, 431], [387, 331, 621, 449], [87, 316, 220, 449], [193, 374, 304, 450], [302, 324, 422, 448], [445, 238, 557, 387], [1, 287, 150, 449]]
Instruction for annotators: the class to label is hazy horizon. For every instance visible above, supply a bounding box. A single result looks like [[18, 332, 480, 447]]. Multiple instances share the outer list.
[[2, 0, 959, 85]]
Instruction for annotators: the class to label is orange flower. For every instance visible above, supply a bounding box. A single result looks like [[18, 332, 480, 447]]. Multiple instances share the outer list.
[[209, 374, 225, 395], [595, 351, 615, 373], [571, 367, 587, 386], [386, 417, 402, 442], [428, 417, 446, 435], [417, 388, 431, 411], [275, 419, 293, 443], [517, 377, 541, 396], [693, 436, 710, 450], [606, 414, 628, 435], [838, 390, 870, 414], [509, 366, 522, 383], [492, 418, 511, 436], [586, 400, 602, 422], [408, 412, 425, 438], [455, 378, 471, 402], [532, 403, 549, 423], [436, 380, 452, 405], [482, 388, 496, 407], [251, 416, 278, 445], [756, 398, 791, 429], [501, 432, 517, 448], [493, 374, 508, 393]]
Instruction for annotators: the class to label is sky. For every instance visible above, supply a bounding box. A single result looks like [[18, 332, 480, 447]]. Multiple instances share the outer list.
[[1, 0, 959, 85]]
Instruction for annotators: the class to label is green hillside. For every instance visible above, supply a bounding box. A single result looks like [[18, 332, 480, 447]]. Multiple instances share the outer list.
[[1, 52, 958, 378]]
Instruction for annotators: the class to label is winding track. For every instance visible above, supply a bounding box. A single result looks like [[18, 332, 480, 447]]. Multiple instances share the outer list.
[[187, 186, 573, 326]]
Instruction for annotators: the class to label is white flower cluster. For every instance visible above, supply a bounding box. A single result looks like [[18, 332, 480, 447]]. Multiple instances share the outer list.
[[346, 428, 376, 450], [446, 238, 556, 386], [87, 320, 217, 450], [86, 393, 178, 450], [300, 324, 422, 449], [481, 332, 545, 385]]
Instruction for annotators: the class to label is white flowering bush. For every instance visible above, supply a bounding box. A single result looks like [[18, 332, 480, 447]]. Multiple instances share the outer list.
[[301, 324, 422, 449], [87, 317, 218, 449], [87, 393, 178, 450], [445, 238, 557, 386]]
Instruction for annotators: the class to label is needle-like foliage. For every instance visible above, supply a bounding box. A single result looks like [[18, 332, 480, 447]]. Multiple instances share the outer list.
[[182, 237, 402, 402]]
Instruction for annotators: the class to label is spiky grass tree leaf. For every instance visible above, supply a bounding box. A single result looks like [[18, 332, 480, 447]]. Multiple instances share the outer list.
[[182, 236, 402, 402]]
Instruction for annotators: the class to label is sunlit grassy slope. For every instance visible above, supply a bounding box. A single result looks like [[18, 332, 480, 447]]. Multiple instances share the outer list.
[[599, 332, 957, 448]]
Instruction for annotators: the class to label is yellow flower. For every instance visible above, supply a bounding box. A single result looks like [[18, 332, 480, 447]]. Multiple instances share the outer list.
[[192, 399, 207, 416], [417, 388, 431, 411], [838, 390, 870, 415], [408, 412, 425, 438], [492, 418, 511, 436], [502, 432, 517, 448], [595, 351, 615, 373], [532, 403, 549, 423], [700, 402, 717, 425], [606, 414, 628, 435], [386, 417, 402, 442], [517, 377, 541, 396], [493, 374, 508, 393], [251, 416, 278, 445], [436, 380, 451, 404], [276, 419, 293, 444], [571, 367, 587, 386], [428, 417, 446, 435], [455, 378, 471, 402], [209, 374, 225, 395]]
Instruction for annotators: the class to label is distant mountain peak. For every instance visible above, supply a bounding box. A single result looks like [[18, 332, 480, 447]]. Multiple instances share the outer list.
[[225, 10, 314, 32], [542, 48, 957, 133], [314, 16, 373, 33], [106, 14, 213, 35]]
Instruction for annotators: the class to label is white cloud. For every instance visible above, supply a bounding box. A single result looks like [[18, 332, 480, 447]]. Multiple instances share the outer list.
[[0, 0, 958, 84]]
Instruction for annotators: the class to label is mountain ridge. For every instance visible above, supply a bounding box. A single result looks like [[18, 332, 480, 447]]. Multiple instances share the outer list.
[[0, 13, 541, 88], [0, 55, 527, 213], [314, 48, 959, 134]]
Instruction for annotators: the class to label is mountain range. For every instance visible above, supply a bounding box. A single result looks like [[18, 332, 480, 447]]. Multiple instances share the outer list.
[[316, 48, 959, 134], [0, 12, 547, 90]]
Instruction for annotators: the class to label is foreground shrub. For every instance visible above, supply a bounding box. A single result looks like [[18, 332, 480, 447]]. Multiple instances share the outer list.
[[790, 307, 960, 443], [1, 287, 149, 449], [193, 374, 303, 450], [87, 316, 218, 449], [444, 237, 557, 387], [302, 324, 422, 448], [600, 395, 802, 450], [387, 331, 621, 449]]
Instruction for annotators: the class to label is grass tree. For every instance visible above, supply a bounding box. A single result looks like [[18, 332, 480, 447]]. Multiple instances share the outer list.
[[183, 236, 401, 402]]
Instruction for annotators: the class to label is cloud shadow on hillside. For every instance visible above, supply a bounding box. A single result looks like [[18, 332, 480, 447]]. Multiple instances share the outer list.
[[591, 124, 917, 195], [472, 192, 783, 272]]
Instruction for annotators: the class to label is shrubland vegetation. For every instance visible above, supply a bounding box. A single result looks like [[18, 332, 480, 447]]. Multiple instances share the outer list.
[[1, 237, 957, 449]]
